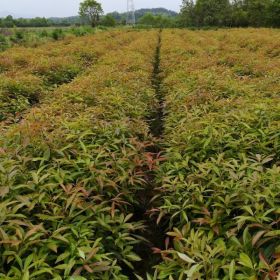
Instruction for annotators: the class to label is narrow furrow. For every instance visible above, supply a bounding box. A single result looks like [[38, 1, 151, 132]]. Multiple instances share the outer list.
[[149, 29, 165, 138], [132, 29, 167, 279]]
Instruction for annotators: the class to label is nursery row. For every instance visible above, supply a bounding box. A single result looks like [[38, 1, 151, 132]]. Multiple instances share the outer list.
[[0, 29, 138, 123], [1, 28, 280, 279], [0, 29, 158, 279], [152, 28, 280, 279]]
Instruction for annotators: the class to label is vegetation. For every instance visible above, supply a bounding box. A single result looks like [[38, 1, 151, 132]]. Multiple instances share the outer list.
[[0, 29, 158, 279], [79, 0, 104, 27], [107, 8, 178, 25], [138, 13, 177, 28], [0, 29, 129, 122], [0, 8, 178, 28], [1, 0, 279, 29], [180, 0, 280, 27], [0, 16, 65, 28], [100, 15, 117, 27], [0, 26, 98, 51], [0, 5, 280, 279], [153, 28, 280, 279]]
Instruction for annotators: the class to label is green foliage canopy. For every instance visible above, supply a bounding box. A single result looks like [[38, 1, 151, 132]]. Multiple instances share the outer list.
[[138, 13, 176, 27], [79, 0, 103, 27], [180, 0, 280, 27], [100, 15, 117, 27]]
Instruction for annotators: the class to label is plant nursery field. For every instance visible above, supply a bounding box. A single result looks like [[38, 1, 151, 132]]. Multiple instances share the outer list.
[[0, 28, 280, 280]]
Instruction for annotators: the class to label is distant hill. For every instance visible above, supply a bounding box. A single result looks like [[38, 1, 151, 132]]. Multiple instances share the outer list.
[[108, 8, 178, 23], [136, 8, 178, 18], [0, 8, 178, 27], [49, 8, 178, 25]]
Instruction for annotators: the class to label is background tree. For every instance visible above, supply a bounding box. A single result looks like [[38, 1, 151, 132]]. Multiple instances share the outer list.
[[2, 15, 14, 28], [268, 0, 280, 27], [179, 0, 279, 27], [231, 0, 249, 27], [195, 0, 231, 26], [106, 12, 124, 24], [180, 0, 196, 26], [79, 0, 103, 27], [100, 15, 117, 27], [138, 13, 157, 26], [138, 13, 175, 27]]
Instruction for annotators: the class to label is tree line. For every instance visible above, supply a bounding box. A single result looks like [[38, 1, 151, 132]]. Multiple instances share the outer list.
[[0, 0, 279, 28], [0, 16, 54, 28], [0, 15, 117, 28], [180, 0, 280, 27], [79, 0, 279, 28]]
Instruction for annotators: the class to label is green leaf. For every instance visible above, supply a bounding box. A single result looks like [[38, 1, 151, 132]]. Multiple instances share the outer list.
[[43, 146, 51, 161], [264, 230, 280, 237], [56, 252, 70, 264], [239, 253, 254, 269], [187, 264, 202, 277], [177, 252, 196, 264], [24, 254, 33, 270], [124, 213, 134, 223], [243, 206, 254, 216], [127, 254, 141, 262], [78, 249, 86, 260], [229, 260, 235, 280], [30, 268, 53, 277], [55, 264, 69, 270], [22, 270, 30, 280]]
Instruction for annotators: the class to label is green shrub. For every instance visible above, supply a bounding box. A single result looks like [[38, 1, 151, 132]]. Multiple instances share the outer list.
[[39, 30, 49, 38], [39, 65, 81, 86], [0, 75, 43, 120], [51, 29, 65, 41], [0, 34, 9, 51]]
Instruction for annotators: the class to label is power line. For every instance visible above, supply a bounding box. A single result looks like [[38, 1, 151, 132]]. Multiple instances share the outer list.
[[126, 0, 135, 25]]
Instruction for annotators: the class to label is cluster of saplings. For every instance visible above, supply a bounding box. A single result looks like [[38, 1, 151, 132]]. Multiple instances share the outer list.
[[0, 26, 96, 51]]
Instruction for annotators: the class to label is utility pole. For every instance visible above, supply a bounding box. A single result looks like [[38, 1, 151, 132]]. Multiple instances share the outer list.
[[126, 0, 135, 25]]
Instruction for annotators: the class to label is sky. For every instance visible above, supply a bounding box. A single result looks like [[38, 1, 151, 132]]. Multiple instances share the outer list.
[[0, 0, 182, 18]]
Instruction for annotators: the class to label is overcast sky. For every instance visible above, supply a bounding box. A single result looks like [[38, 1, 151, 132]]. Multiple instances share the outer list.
[[0, 0, 182, 18]]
